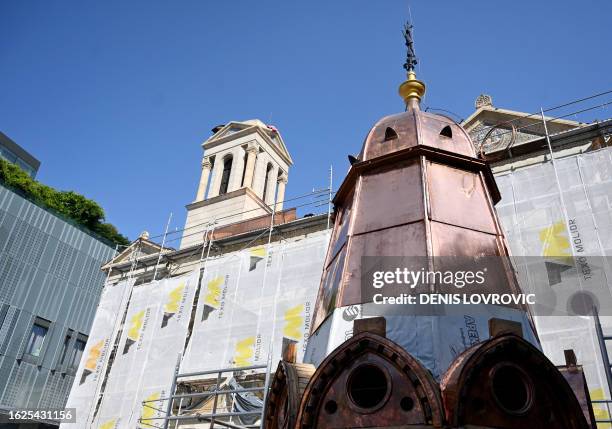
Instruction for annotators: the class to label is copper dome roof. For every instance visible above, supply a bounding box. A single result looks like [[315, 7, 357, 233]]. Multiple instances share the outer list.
[[360, 109, 477, 162]]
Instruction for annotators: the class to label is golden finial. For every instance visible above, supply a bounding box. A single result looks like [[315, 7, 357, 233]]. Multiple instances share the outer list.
[[398, 22, 426, 107]]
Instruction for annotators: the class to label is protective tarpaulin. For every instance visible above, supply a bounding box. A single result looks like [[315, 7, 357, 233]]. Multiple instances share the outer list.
[[92, 271, 198, 429], [61, 278, 135, 429], [227, 378, 263, 425], [495, 147, 612, 421], [303, 303, 538, 380], [181, 231, 330, 375]]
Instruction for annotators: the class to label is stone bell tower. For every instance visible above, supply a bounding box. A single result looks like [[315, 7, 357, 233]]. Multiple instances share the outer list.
[[181, 119, 293, 249]]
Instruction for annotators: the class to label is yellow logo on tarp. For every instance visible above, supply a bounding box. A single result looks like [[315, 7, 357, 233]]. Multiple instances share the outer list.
[[203, 277, 223, 309], [127, 310, 145, 341], [80, 339, 105, 385], [249, 247, 266, 271], [99, 419, 117, 429], [141, 392, 161, 422], [234, 337, 255, 367], [162, 283, 186, 328], [283, 304, 304, 341], [539, 221, 571, 260], [164, 284, 185, 314], [590, 388, 611, 428], [85, 340, 104, 371]]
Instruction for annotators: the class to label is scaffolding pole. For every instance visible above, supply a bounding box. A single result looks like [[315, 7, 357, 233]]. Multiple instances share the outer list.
[[540, 108, 589, 293], [88, 241, 141, 426], [153, 212, 173, 281], [593, 306, 612, 399], [162, 354, 182, 429], [327, 165, 333, 229], [148, 363, 270, 429]]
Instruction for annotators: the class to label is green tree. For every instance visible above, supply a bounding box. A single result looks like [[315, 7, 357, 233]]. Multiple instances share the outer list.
[[0, 158, 129, 246]]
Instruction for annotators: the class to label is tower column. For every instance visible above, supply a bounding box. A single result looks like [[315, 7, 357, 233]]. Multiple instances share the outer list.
[[228, 146, 246, 192], [264, 165, 279, 206], [275, 174, 288, 211], [195, 158, 212, 202], [252, 152, 269, 198], [242, 143, 259, 189], [208, 153, 227, 198]]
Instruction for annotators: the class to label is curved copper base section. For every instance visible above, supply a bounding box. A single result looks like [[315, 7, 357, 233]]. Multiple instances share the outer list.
[[265, 333, 591, 428], [264, 361, 315, 429], [295, 332, 444, 429], [441, 333, 590, 429]]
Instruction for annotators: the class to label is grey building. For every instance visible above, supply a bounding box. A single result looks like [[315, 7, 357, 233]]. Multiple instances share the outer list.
[[0, 132, 40, 178], [0, 182, 115, 427]]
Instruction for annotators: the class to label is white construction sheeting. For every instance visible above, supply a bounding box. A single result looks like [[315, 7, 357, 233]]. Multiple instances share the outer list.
[[62, 278, 135, 428], [304, 302, 538, 380], [495, 147, 612, 421], [92, 271, 199, 429], [181, 231, 330, 375], [64, 231, 329, 429]]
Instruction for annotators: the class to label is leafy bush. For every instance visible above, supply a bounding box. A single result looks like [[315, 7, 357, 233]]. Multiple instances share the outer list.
[[0, 158, 129, 246]]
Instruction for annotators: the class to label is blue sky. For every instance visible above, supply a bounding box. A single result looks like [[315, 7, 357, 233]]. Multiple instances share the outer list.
[[1, 1, 611, 245]]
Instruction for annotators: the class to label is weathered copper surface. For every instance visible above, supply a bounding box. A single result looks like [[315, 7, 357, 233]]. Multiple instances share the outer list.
[[310, 102, 524, 332], [351, 160, 423, 235], [273, 53, 593, 427], [558, 362, 597, 428], [426, 161, 497, 234], [264, 361, 315, 429], [295, 332, 444, 429], [353, 316, 386, 337], [440, 333, 590, 428]]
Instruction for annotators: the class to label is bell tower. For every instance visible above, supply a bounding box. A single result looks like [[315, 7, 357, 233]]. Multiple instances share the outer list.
[[181, 119, 292, 249]]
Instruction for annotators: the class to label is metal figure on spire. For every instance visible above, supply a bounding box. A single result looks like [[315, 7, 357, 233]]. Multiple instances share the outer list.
[[403, 22, 418, 73], [398, 20, 425, 107]]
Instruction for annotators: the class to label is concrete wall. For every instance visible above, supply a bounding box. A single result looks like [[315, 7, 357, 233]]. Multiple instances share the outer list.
[[0, 184, 115, 422]]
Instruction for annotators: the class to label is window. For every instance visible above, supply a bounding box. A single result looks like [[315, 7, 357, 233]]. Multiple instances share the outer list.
[[69, 338, 86, 369], [240, 152, 248, 187], [219, 156, 233, 195], [262, 163, 273, 202], [59, 335, 71, 365], [0, 145, 18, 164], [384, 127, 398, 141], [26, 320, 49, 357], [440, 125, 453, 138], [205, 157, 215, 198]]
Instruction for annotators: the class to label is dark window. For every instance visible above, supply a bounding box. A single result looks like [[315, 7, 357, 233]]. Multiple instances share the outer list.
[[219, 157, 233, 195], [204, 157, 215, 198], [69, 338, 86, 369], [26, 320, 49, 357], [59, 335, 71, 365], [384, 127, 398, 141], [240, 152, 248, 187], [262, 164, 273, 202], [440, 125, 453, 138]]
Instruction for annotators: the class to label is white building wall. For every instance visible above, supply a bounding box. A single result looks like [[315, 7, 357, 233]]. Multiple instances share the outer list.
[[181, 191, 270, 249]]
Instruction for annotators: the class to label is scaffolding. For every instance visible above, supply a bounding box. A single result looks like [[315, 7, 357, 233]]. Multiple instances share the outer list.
[[140, 360, 271, 429], [493, 112, 612, 427], [61, 183, 332, 429]]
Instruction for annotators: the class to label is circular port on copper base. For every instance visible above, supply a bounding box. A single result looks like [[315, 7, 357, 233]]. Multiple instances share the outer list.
[[347, 364, 390, 411], [491, 363, 533, 415]]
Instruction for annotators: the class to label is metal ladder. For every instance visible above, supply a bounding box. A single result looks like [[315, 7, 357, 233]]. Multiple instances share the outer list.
[[593, 306, 612, 425]]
